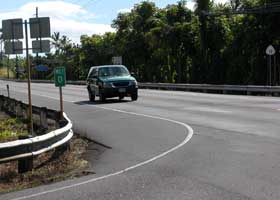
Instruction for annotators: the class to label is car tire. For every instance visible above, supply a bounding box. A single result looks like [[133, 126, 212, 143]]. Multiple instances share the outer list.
[[119, 95, 125, 100], [99, 92, 106, 102], [131, 92, 138, 101], [88, 88, 95, 102]]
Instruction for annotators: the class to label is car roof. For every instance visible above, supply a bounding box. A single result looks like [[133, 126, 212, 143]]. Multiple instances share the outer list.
[[87, 65, 128, 77], [90, 65, 126, 70]]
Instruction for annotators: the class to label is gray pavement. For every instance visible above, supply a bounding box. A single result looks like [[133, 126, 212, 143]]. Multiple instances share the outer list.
[[1, 80, 280, 200]]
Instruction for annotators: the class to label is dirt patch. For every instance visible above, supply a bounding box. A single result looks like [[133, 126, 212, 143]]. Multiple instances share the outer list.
[[0, 135, 97, 194]]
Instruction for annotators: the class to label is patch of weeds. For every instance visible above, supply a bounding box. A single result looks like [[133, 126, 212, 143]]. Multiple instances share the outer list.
[[0, 117, 28, 142]]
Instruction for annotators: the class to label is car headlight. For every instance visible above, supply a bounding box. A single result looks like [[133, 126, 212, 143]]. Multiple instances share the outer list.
[[130, 80, 138, 86]]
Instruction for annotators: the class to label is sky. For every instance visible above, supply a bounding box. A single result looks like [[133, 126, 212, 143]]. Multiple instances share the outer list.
[[0, 0, 228, 44]]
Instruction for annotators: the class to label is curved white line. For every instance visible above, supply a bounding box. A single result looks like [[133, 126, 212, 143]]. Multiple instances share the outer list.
[[9, 104, 194, 200]]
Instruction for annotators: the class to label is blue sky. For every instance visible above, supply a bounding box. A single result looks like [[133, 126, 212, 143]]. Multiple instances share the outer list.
[[0, 0, 226, 43]]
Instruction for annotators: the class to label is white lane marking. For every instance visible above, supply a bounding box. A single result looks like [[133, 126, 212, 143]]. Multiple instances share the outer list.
[[183, 107, 232, 114], [8, 93, 194, 200]]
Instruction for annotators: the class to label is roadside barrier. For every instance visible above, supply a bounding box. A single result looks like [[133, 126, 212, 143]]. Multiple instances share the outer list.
[[1, 78, 280, 96], [0, 95, 73, 173]]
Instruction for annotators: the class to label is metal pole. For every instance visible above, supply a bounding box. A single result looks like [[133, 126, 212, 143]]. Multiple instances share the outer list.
[[25, 20, 34, 136], [7, 55, 10, 79], [35, 7, 39, 79], [269, 55, 272, 86], [274, 54, 276, 85], [59, 86, 63, 119]]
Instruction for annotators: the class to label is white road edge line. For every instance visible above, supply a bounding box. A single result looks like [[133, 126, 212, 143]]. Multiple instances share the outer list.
[[6, 93, 194, 200]]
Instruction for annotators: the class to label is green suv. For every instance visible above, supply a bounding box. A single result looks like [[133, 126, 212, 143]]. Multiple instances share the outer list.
[[86, 65, 138, 102]]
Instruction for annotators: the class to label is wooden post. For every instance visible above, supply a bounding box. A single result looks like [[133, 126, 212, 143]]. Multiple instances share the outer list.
[[40, 107, 48, 131], [25, 20, 34, 136], [59, 87, 63, 120], [18, 135, 33, 173]]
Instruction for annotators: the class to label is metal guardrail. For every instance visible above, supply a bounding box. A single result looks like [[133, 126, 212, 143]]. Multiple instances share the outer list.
[[139, 83, 280, 96], [0, 113, 73, 164], [1, 78, 280, 96], [0, 96, 73, 170]]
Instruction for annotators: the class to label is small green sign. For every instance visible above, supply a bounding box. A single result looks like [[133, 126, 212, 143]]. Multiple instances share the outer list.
[[54, 67, 66, 87]]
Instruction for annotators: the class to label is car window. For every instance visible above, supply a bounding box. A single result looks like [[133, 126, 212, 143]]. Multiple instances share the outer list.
[[98, 67, 129, 77], [89, 68, 98, 78]]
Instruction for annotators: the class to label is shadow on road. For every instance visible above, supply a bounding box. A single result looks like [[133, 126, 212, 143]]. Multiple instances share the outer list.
[[74, 99, 131, 106]]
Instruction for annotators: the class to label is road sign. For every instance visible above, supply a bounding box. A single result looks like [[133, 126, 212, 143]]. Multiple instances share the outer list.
[[112, 56, 122, 65], [29, 17, 51, 38], [4, 41, 23, 54], [2, 19, 23, 39], [266, 45, 276, 55], [34, 65, 49, 72], [32, 40, 50, 53], [54, 67, 66, 87]]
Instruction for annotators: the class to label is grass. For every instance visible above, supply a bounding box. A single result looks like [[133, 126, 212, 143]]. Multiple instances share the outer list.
[[0, 67, 15, 78], [0, 116, 28, 142]]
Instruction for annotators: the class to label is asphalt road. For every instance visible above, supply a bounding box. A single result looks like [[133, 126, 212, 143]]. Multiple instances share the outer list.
[[1, 80, 280, 200]]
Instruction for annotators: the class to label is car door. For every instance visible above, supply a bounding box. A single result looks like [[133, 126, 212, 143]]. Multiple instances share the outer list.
[[88, 68, 98, 94]]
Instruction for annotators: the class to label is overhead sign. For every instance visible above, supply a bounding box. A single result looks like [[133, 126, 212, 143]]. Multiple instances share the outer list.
[[4, 41, 23, 54], [29, 17, 51, 38], [266, 45, 276, 55], [112, 56, 122, 65], [2, 18, 23, 40], [54, 67, 66, 87], [32, 40, 50, 53], [34, 65, 49, 72]]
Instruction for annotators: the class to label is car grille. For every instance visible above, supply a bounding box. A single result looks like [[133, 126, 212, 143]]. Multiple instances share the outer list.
[[113, 81, 129, 87]]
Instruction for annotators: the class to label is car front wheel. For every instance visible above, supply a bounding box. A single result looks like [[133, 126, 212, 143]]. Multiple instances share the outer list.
[[99, 92, 106, 102], [131, 92, 138, 101], [88, 88, 95, 102]]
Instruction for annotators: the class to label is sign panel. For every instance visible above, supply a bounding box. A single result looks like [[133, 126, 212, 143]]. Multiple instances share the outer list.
[[112, 56, 122, 65], [54, 67, 66, 87], [4, 41, 23, 54], [29, 17, 51, 38], [34, 65, 49, 72], [32, 40, 50, 53], [266, 45, 276, 55], [2, 19, 23, 39]]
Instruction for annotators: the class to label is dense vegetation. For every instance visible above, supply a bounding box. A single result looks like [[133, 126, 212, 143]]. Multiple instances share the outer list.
[[1, 0, 280, 85]]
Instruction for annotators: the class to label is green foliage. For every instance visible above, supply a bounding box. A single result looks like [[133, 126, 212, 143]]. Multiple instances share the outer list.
[[36, 0, 279, 85], [0, 118, 28, 142]]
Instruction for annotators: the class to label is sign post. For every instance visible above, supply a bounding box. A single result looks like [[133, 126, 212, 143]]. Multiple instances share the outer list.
[[54, 67, 66, 119], [2, 13, 51, 136], [266, 45, 276, 86]]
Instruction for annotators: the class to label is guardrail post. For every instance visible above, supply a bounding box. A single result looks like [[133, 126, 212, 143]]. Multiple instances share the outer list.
[[0, 96, 3, 110], [40, 107, 48, 132], [22, 103, 28, 120], [15, 101, 23, 118], [18, 135, 33, 173], [6, 84, 10, 98]]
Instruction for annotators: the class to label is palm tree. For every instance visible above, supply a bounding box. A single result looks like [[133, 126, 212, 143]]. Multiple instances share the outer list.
[[51, 32, 61, 55]]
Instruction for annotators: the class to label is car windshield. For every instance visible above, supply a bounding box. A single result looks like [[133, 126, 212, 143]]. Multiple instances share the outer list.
[[98, 66, 129, 77]]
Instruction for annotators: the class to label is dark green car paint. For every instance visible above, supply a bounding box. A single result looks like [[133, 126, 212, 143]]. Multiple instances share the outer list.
[[86, 65, 138, 102]]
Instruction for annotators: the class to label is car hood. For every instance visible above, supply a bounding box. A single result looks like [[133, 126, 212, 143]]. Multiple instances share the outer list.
[[99, 76, 136, 82]]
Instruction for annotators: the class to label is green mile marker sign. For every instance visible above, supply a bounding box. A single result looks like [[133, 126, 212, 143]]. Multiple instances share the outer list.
[[54, 67, 66, 87]]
